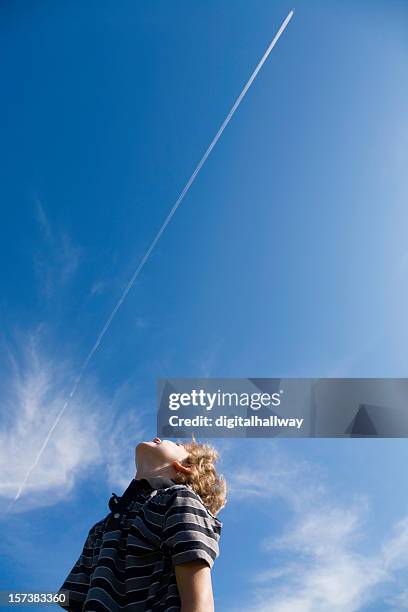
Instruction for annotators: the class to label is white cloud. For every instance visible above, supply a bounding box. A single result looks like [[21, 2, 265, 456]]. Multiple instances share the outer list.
[[34, 199, 82, 297], [383, 516, 408, 572], [0, 330, 147, 512], [252, 503, 387, 612], [266, 501, 368, 556], [103, 383, 149, 491], [35, 198, 52, 242], [226, 443, 326, 511], [194, 339, 223, 377], [223, 444, 408, 612], [0, 332, 103, 511], [105, 411, 145, 491], [386, 588, 408, 610], [90, 279, 110, 296], [58, 232, 81, 285]]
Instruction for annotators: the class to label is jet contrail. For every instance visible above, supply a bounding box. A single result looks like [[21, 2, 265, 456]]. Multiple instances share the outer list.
[[10, 9, 294, 506]]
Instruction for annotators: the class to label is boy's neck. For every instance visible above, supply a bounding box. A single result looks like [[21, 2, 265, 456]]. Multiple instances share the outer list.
[[135, 464, 176, 481]]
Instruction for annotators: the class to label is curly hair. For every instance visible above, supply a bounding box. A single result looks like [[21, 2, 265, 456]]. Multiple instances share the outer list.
[[173, 438, 227, 516]]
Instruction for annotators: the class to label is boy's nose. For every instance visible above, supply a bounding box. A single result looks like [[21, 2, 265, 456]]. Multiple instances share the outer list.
[[152, 437, 161, 444]]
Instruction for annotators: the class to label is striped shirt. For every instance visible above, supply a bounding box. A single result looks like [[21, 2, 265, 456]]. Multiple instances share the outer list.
[[58, 477, 222, 611]]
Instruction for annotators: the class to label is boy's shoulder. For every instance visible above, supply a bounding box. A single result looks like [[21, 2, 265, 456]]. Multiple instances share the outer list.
[[151, 483, 222, 527], [151, 482, 198, 502]]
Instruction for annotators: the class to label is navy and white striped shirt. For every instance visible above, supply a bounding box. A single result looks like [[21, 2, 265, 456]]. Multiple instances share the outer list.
[[58, 477, 222, 611]]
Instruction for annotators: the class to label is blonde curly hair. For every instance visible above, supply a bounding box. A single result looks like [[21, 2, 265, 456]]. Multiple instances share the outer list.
[[173, 438, 227, 516]]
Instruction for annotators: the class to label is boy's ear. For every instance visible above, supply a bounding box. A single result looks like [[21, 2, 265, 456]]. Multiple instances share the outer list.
[[172, 460, 192, 475]]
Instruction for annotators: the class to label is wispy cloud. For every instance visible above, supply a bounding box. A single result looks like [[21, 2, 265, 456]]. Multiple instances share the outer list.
[[252, 502, 387, 612], [0, 331, 102, 511], [34, 199, 82, 298], [386, 588, 408, 610], [106, 411, 146, 490], [0, 329, 147, 513], [194, 339, 224, 378], [90, 279, 110, 296], [226, 443, 326, 511], [102, 381, 149, 491], [383, 516, 408, 572], [224, 443, 408, 611], [35, 198, 52, 242]]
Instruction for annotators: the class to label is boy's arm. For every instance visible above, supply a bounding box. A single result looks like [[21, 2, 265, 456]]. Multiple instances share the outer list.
[[175, 560, 215, 612]]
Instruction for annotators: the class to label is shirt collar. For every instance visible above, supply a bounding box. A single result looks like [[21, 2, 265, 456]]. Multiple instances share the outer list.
[[141, 476, 176, 490], [109, 476, 175, 512]]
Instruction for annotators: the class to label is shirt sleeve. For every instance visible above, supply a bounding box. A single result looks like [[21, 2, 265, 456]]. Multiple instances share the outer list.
[[161, 487, 222, 568]]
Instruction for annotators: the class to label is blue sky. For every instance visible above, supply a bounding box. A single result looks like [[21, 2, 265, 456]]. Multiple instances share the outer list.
[[1, 0, 408, 610]]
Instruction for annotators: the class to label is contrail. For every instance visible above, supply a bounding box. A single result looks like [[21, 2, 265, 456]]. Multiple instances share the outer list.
[[10, 10, 294, 506]]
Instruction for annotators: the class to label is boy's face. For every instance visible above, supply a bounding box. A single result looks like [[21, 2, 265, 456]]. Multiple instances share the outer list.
[[136, 438, 189, 466]]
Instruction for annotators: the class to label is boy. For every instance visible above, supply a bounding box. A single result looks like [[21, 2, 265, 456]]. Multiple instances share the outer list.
[[58, 438, 226, 611]]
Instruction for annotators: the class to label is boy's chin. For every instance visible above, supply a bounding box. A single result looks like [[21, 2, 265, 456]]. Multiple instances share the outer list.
[[135, 441, 156, 455]]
